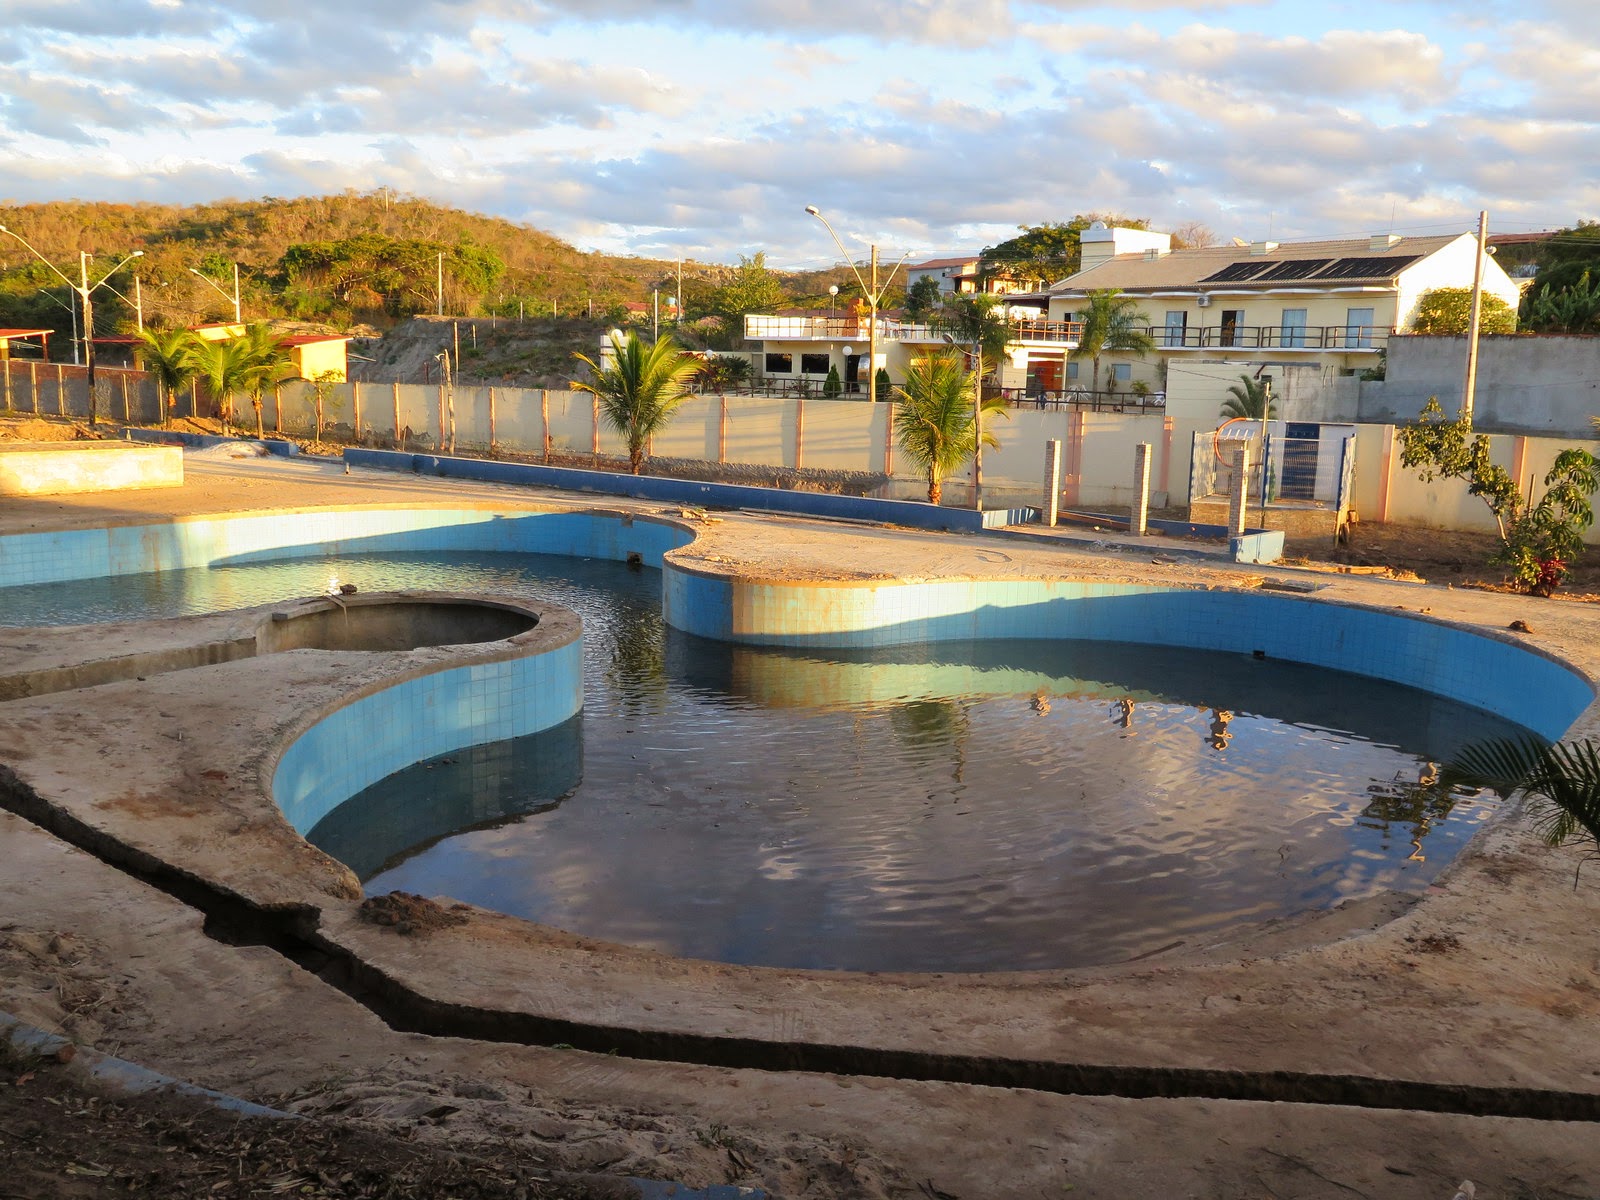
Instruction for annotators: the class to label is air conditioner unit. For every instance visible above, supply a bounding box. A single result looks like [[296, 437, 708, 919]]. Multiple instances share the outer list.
[[1195, 293, 1212, 307]]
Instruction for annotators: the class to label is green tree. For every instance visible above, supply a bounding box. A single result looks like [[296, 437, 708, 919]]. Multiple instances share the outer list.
[[1410, 287, 1518, 335], [822, 364, 842, 398], [903, 276, 943, 322], [192, 336, 256, 435], [1220, 374, 1277, 419], [1398, 398, 1600, 594], [693, 353, 752, 396], [938, 293, 1014, 374], [572, 332, 699, 474], [893, 350, 1003, 505], [979, 215, 1152, 288], [133, 327, 201, 428], [1070, 289, 1154, 396], [712, 253, 787, 328], [306, 369, 344, 441], [236, 325, 294, 439], [1523, 269, 1600, 334]]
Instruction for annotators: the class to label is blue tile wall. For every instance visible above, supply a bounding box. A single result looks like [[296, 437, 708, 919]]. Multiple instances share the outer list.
[[272, 638, 583, 834]]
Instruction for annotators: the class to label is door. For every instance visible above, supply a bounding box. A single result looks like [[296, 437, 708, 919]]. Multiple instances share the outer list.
[[1280, 308, 1307, 349], [1219, 310, 1241, 347], [1280, 421, 1319, 500], [1163, 310, 1187, 347]]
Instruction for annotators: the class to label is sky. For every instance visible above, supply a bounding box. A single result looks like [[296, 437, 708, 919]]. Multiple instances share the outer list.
[[3, 0, 1598, 270]]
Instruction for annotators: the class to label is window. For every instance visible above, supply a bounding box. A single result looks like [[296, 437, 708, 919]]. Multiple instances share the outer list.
[[1163, 310, 1187, 347], [1111, 363, 1132, 383], [764, 352, 793, 373], [800, 353, 830, 374], [1065, 361, 1079, 381], [1280, 308, 1307, 348], [1345, 307, 1374, 349], [1219, 310, 1243, 347]]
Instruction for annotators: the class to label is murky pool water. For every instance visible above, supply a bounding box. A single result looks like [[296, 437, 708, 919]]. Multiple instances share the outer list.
[[7, 551, 1515, 971]]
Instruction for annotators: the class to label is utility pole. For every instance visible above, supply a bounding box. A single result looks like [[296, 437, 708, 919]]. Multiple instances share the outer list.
[[133, 273, 143, 332], [437, 251, 444, 316], [79, 251, 97, 421], [653, 290, 660, 340], [676, 258, 684, 327], [232, 262, 241, 322], [1462, 209, 1489, 426]]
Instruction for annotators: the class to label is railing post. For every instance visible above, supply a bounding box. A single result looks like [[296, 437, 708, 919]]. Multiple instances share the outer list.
[[542, 389, 551, 461]]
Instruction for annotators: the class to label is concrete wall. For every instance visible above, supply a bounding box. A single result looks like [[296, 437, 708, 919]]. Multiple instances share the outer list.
[[1358, 335, 1600, 437]]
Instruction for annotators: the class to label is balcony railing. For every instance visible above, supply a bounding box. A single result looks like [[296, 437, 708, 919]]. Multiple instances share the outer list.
[[1143, 324, 1389, 351], [744, 314, 1083, 348]]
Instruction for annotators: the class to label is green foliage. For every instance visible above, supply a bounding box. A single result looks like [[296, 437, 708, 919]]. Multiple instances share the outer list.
[[693, 353, 752, 394], [132, 327, 201, 426], [711, 253, 787, 325], [903, 276, 942, 323], [937, 294, 1013, 374], [893, 350, 1003, 504], [875, 367, 892, 399], [192, 336, 256, 433], [1070, 289, 1154, 394], [1397, 399, 1599, 594], [571, 332, 699, 474], [822, 364, 842, 399], [1522, 269, 1600, 334], [307, 369, 344, 440], [978, 215, 1151, 289], [1445, 735, 1600, 884], [1410, 287, 1517, 335], [1220, 374, 1276, 420]]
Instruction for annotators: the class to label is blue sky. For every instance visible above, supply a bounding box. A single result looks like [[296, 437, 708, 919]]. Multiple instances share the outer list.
[[2, 0, 1596, 268]]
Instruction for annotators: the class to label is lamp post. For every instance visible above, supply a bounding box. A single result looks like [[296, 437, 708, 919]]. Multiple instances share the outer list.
[[0, 225, 142, 427], [188, 262, 241, 323], [804, 206, 910, 409]]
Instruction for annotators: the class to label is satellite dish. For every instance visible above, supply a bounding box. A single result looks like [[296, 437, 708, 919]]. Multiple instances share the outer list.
[[1089, 220, 1108, 230]]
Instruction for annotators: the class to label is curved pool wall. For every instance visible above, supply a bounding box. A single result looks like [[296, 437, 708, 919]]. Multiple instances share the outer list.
[[272, 634, 584, 836], [0, 504, 1590, 840], [663, 571, 1596, 741], [0, 507, 693, 586]]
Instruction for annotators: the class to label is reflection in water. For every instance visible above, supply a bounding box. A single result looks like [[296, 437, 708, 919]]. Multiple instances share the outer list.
[[4, 551, 1527, 972]]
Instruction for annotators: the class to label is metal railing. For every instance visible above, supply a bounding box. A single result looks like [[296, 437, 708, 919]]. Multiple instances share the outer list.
[[744, 314, 1084, 347], [1145, 324, 1388, 351], [1009, 388, 1165, 413]]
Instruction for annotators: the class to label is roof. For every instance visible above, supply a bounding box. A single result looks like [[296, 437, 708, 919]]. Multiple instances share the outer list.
[[0, 328, 53, 338], [276, 335, 351, 347], [907, 256, 979, 272], [1050, 233, 1463, 295]]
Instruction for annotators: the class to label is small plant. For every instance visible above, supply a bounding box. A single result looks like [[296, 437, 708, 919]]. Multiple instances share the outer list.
[[822, 364, 843, 399], [1446, 736, 1600, 886], [875, 366, 892, 400], [307, 369, 343, 441], [1397, 399, 1599, 595]]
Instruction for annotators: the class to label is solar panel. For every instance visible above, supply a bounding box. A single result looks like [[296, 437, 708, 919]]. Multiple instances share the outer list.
[[1260, 259, 1331, 280], [1316, 255, 1420, 279], [1201, 261, 1274, 283]]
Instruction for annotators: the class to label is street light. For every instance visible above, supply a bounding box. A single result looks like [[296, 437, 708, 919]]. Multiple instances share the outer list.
[[804, 206, 909, 408], [0, 225, 142, 426], [188, 262, 241, 323]]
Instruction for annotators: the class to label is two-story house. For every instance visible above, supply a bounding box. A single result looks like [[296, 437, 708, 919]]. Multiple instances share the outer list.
[[1031, 223, 1522, 402]]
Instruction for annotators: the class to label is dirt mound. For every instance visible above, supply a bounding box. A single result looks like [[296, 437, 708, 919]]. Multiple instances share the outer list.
[[356, 315, 614, 390], [357, 891, 469, 935]]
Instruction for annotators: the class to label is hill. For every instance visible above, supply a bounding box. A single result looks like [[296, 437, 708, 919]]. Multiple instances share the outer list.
[[0, 191, 725, 340]]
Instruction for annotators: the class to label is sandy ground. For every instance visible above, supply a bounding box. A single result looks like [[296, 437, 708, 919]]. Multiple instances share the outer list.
[[0, 446, 1598, 1199]]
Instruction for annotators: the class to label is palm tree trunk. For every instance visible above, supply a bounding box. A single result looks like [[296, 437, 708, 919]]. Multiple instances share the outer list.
[[929, 474, 941, 505], [254, 396, 264, 439]]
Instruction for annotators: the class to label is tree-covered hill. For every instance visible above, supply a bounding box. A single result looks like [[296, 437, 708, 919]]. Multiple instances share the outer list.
[[0, 191, 712, 341]]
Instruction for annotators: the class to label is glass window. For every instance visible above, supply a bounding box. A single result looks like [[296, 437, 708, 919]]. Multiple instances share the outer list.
[[800, 353, 830, 374], [1111, 363, 1131, 383], [1065, 361, 1079, 381], [764, 352, 793, 373], [1345, 307, 1374, 349], [1281, 308, 1307, 348], [1163, 311, 1187, 347]]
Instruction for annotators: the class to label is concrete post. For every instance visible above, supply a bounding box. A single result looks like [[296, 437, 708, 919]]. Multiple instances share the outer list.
[[1228, 446, 1250, 538], [1043, 438, 1063, 527], [1132, 442, 1153, 536]]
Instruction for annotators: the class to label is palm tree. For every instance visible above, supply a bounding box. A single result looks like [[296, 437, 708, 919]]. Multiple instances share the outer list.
[[893, 351, 1003, 504], [572, 331, 699, 474], [1221, 373, 1277, 419], [132, 327, 200, 428], [1070, 289, 1155, 396], [1445, 736, 1600, 886], [192, 336, 256, 435], [939, 294, 1013, 374], [693, 353, 752, 396], [237, 324, 294, 439]]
